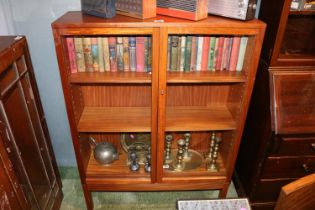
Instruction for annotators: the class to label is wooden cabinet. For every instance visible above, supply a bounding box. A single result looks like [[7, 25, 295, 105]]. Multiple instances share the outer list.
[[52, 12, 265, 210], [235, 0, 315, 209], [0, 36, 63, 210]]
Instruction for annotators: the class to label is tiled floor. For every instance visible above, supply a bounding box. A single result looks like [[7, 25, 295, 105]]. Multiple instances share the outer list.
[[59, 167, 238, 210]]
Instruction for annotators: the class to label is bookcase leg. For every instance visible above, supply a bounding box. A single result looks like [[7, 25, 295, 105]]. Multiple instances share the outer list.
[[219, 182, 229, 198], [82, 184, 94, 210]]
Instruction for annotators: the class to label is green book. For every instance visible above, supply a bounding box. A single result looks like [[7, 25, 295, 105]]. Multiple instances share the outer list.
[[170, 36, 179, 71], [236, 37, 248, 71], [184, 36, 192, 72], [167, 36, 171, 71], [208, 37, 216, 71]]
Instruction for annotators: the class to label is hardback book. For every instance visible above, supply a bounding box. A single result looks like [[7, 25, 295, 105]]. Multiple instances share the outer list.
[[97, 37, 105, 72], [66, 37, 77, 73], [207, 37, 216, 71], [220, 37, 229, 71], [74, 38, 86, 72], [184, 36, 192, 72], [91, 37, 99, 72], [229, 37, 241, 71], [146, 37, 152, 72], [190, 36, 197, 71], [144, 37, 149, 72], [167, 36, 171, 71], [201, 36, 210, 71], [170, 36, 179, 71], [102, 37, 110, 71], [236, 37, 248, 71], [215, 37, 224, 71], [108, 37, 117, 72], [179, 36, 186, 72], [123, 37, 130, 71], [176, 36, 182, 72], [196, 36, 203, 71], [83, 37, 94, 72], [136, 37, 145, 72], [116, 37, 124, 71], [212, 37, 219, 71], [129, 37, 137, 71], [226, 38, 233, 70]]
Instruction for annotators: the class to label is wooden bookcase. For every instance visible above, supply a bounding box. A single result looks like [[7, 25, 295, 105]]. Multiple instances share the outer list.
[[52, 12, 265, 209]]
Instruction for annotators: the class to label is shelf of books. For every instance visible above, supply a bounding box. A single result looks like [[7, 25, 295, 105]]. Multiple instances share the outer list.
[[65, 36, 153, 83]]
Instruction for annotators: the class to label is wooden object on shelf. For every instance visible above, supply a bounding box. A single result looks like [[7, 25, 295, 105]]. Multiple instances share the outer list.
[[116, 0, 156, 19], [0, 36, 63, 210], [235, 0, 315, 209], [52, 11, 265, 210]]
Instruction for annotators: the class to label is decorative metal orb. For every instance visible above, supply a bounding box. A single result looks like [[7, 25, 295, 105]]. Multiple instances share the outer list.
[[93, 142, 118, 165]]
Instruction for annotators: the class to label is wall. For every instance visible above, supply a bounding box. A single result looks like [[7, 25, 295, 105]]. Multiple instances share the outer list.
[[7, 0, 81, 166]]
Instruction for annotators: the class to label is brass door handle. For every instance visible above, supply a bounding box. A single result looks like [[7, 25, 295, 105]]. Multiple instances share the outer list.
[[302, 164, 310, 174]]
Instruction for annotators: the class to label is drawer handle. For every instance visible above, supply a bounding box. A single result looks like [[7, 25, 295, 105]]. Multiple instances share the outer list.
[[311, 143, 315, 152], [302, 164, 310, 174]]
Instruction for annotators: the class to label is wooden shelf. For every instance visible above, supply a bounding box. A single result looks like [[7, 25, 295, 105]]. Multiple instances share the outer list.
[[69, 72, 152, 84], [165, 106, 236, 131], [78, 107, 151, 132], [289, 10, 315, 15], [86, 151, 150, 181], [167, 71, 246, 83]]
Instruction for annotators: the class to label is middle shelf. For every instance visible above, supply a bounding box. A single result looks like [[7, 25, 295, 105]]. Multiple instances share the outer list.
[[77, 105, 236, 132]]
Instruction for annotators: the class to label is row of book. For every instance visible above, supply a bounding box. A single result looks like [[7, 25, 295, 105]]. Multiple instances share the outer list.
[[66, 36, 152, 73], [167, 36, 249, 72]]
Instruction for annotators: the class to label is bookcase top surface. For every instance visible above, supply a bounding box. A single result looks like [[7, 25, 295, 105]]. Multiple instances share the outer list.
[[0, 36, 24, 54], [52, 11, 265, 29]]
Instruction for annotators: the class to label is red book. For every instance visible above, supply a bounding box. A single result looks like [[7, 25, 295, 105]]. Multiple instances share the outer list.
[[201, 36, 210, 71], [229, 37, 241, 71], [136, 37, 145, 72], [215, 37, 224, 71], [190, 36, 197, 71], [221, 37, 230, 71], [66, 37, 77, 73]]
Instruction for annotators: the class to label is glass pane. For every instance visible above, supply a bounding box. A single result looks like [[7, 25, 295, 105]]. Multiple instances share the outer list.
[[280, 14, 315, 56], [2, 83, 51, 209]]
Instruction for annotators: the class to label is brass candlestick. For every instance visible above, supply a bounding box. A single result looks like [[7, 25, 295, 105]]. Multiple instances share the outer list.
[[173, 139, 186, 171], [207, 135, 222, 172], [164, 134, 173, 164], [183, 132, 191, 160], [207, 132, 216, 159]]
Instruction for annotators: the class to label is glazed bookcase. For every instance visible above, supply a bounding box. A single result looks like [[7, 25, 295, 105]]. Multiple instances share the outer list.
[[52, 12, 265, 209]]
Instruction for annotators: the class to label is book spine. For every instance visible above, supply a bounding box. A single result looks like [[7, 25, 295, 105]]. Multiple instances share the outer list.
[[91, 38, 99, 72], [215, 37, 224, 71], [129, 37, 136, 72], [201, 36, 210, 71], [226, 38, 233, 71], [179, 36, 186, 72], [177, 36, 182, 72], [167, 36, 171, 71], [108, 37, 117, 72], [66, 37, 77, 73], [116, 37, 124, 71], [220, 37, 229, 71], [147, 37, 152, 72], [213, 38, 219, 71], [196, 36, 203, 71], [207, 37, 216, 71], [170, 36, 179, 71], [184, 36, 192, 72], [83, 37, 93, 72], [190, 36, 197, 71], [74, 38, 85, 72], [123, 37, 130, 72], [97, 37, 105, 72], [228, 37, 241, 71], [236, 37, 248, 71], [102, 37, 110, 72], [144, 37, 149, 72], [136, 37, 145, 72]]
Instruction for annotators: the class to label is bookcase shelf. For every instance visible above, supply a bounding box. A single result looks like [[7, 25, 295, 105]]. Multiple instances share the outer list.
[[165, 106, 236, 132], [166, 72, 246, 83], [70, 72, 152, 84], [78, 107, 151, 132], [52, 12, 265, 210]]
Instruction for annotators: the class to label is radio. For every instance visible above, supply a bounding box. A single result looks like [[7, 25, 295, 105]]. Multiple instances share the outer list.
[[207, 0, 257, 20]]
